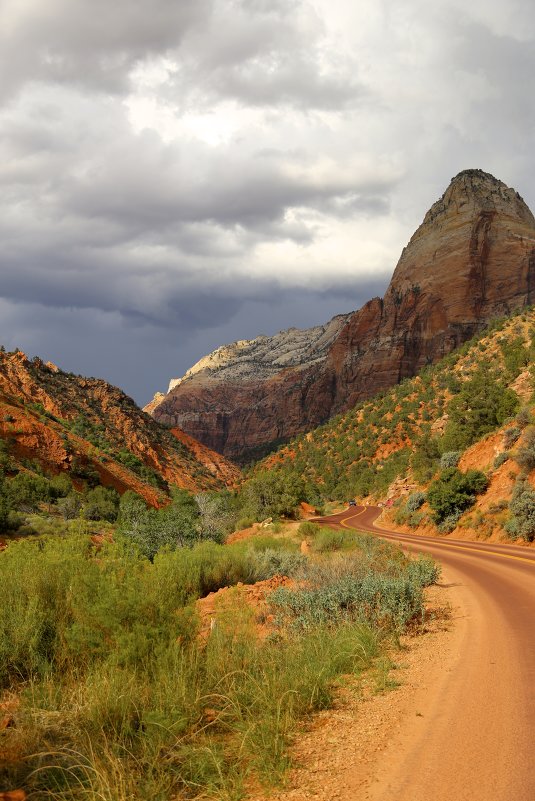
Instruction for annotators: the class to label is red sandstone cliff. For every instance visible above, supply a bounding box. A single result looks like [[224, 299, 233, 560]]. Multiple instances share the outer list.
[[0, 350, 239, 504], [147, 170, 535, 461]]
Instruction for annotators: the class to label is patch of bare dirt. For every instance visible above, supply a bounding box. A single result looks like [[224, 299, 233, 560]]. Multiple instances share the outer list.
[[196, 576, 296, 640]]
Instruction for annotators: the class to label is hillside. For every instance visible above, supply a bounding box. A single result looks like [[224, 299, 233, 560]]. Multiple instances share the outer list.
[[256, 307, 535, 542], [0, 349, 239, 507], [147, 169, 535, 461]]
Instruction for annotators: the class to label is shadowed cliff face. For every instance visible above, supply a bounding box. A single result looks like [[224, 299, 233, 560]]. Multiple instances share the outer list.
[[147, 169, 535, 461]]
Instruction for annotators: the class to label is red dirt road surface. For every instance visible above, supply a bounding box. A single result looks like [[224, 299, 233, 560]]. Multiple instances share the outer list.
[[312, 506, 535, 801]]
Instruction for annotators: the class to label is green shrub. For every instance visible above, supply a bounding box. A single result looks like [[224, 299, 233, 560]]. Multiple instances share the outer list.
[[82, 486, 119, 522], [241, 469, 305, 520], [251, 549, 307, 580], [427, 468, 488, 524], [505, 477, 535, 541], [6, 473, 51, 511], [494, 451, 510, 469], [437, 511, 462, 533], [406, 491, 425, 512], [313, 528, 358, 552], [516, 407, 532, 428], [271, 571, 422, 631], [119, 489, 203, 559], [440, 451, 461, 469], [270, 549, 439, 632], [407, 511, 426, 528], [503, 427, 521, 448], [298, 521, 317, 537], [515, 428, 535, 473]]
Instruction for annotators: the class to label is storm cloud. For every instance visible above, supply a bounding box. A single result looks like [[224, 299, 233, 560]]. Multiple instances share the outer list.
[[1, 0, 535, 403]]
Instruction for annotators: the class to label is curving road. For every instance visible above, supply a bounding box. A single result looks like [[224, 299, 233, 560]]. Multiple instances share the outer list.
[[315, 506, 535, 801]]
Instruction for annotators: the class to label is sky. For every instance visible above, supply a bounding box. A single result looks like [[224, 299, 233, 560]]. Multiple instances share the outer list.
[[1, 0, 535, 406]]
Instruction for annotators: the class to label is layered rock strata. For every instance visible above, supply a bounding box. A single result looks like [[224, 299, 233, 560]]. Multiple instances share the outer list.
[[147, 170, 535, 460], [0, 350, 239, 504]]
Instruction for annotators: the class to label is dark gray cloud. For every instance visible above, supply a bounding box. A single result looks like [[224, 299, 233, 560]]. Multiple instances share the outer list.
[[0, 0, 211, 98], [1, 0, 535, 403]]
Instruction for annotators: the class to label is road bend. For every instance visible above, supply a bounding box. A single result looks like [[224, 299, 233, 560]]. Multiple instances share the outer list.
[[314, 506, 535, 801]]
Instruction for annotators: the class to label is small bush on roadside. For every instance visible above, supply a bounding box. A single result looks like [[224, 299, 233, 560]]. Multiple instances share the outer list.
[[437, 511, 463, 533], [313, 528, 358, 552], [505, 477, 535, 541]]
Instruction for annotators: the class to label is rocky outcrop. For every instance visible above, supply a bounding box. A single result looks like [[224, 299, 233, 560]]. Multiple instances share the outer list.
[[0, 350, 239, 504], [147, 170, 535, 461]]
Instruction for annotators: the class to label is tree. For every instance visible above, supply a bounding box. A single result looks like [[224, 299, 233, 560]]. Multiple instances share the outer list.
[[118, 489, 202, 560], [241, 470, 305, 520], [195, 490, 236, 542], [83, 486, 120, 522], [7, 473, 50, 511]]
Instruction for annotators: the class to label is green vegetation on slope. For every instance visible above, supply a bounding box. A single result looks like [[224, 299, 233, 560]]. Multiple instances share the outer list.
[[251, 312, 535, 499], [0, 527, 437, 799], [247, 308, 535, 538]]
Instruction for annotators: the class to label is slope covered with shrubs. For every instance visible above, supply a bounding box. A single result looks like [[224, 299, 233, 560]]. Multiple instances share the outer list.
[[254, 308, 535, 541]]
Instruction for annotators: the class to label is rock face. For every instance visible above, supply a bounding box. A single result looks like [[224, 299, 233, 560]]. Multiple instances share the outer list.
[[0, 350, 239, 505], [147, 169, 535, 461]]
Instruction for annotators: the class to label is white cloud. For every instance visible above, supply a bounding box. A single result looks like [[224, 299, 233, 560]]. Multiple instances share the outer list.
[[1, 0, 535, 399]]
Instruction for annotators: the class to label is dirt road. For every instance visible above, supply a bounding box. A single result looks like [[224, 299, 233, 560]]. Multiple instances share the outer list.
[[315, 506, 535, 801]]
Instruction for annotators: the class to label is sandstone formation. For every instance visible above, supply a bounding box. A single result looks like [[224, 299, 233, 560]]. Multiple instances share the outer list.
[[0, 350, 239, 504], [147, 169, 535, 461]]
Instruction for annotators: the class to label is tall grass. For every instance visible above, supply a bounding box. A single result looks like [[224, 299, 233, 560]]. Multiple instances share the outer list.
[[0, 531, 437, 799], [2, 614, 379, 798]]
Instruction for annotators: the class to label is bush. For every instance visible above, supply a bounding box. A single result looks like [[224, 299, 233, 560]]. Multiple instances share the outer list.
[[58, 492, 83, 520], [516, 408, 532, 428], [407, 511, 426, 529], [406, 491, 425, 512], [270, 557, 432, 632], [251, 549, 307, 581], [437, 511, 462, 533], [427, 468, 488, 524], [506, 477, 535, 541], [119, 489, 203, 559], [298, 521, 317, 537], [83, 486, 120, 522], [503, 427, 521, 449], [440, 451, 461, 469], [313, 528, 358, 552], [493, 452, 510, 469], [6, 473, 51, 511], [0, 475, 8, 533], [515, 428, 535, 473]]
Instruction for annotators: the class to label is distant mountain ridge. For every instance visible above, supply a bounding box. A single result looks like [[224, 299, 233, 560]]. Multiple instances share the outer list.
[[0, 349, 239, 505], [147, 169, 535, 461]]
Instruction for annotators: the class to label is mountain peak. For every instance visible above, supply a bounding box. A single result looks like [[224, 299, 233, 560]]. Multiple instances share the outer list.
[[147, 171, 535, 460], [450, 168, 503, 185]]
